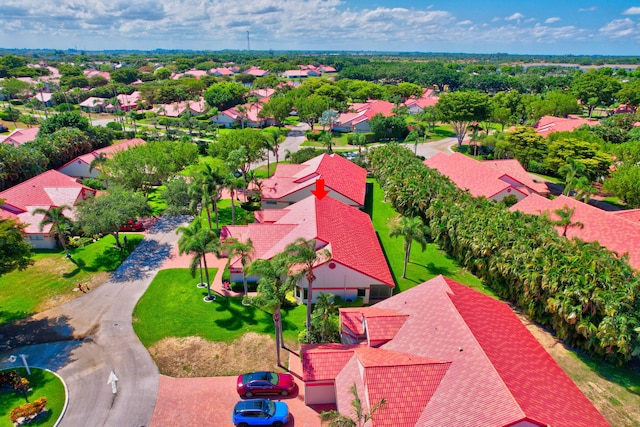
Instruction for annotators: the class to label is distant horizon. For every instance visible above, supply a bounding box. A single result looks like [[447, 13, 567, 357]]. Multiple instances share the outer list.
[[2, 1, 640, 56]]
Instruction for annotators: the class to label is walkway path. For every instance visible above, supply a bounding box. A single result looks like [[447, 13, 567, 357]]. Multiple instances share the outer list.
[[0, 216, 188, 427]]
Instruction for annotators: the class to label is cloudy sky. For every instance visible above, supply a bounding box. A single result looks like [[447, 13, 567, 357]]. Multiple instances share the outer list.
[[2, 1, 640, 55]]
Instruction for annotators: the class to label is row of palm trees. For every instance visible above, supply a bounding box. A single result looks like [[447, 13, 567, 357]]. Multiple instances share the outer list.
[[370, 144, 640, 365]]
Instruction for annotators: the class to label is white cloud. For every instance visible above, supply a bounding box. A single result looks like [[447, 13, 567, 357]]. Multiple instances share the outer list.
[[505, 12, 524, 21], [623, 7, 640, 15], [545, 17, 561, 24], [457, 20, 472, 26], [491, 16, 501, 22], [599, 18, 638, 38], [578, 6, 597, 12]]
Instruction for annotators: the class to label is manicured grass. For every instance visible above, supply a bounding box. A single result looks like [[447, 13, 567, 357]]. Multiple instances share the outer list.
[[132, 268, 306, 347], [0, 234, 143, 326], [0, 368, 66, 427], [147, 185, 167, 216], [367, 179, 493, 296]]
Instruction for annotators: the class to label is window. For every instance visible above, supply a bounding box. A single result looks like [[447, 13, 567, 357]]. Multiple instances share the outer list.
[[357, 288, 366, 297], [266, 200, 277, 205]]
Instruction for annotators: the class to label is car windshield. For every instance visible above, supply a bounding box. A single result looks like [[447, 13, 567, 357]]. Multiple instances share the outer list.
[[243, 372, 278, 385], [266, 400, 276, 416]]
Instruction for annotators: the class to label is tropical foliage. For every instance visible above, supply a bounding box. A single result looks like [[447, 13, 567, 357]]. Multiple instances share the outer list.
[[370, 144, 640, 365]]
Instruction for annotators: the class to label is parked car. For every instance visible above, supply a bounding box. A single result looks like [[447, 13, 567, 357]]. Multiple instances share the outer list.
[[237, 372, 296, 398], [119, 219, 143, 232], [0, 123, 9, 133], [232, 399, 289, 427]]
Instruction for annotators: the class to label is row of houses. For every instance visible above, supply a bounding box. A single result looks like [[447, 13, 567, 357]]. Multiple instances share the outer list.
[[0, 138, 146, 248], [424, 151, 640, 271], [234, 154, 610, 425]]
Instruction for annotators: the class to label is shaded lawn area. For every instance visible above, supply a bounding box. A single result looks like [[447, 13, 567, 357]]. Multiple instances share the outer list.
[[0, 368, 66, 427], [0, 234, 143, 326], [367, 179, 494, 296], [146, 185, 167, 216], [133, 268, 306, 347]]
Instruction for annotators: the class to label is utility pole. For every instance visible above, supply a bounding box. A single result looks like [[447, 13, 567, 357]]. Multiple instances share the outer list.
[[247, 31, 250, 51]]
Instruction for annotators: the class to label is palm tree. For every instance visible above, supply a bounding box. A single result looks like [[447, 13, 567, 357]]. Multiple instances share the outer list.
[[198, 164, 224, 232], [283, 238, 331, 336], [225, 237, 254, 296], [176, 219, 206, 287], [236, 104, 248, 129], [389, 215, 428, 279], [551, 206, 584, 237], [88, 152, 108, 177], [225, 173, 246, 225], [314, 292, 337, 343], [32, 205, 73, 257], [559, 158, 588, 196], [319, 383, 386, 427], [247, 253, 297, 366], [187, 228, 220, 302]]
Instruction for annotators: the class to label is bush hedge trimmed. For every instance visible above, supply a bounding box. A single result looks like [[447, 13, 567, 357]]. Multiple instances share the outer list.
[[370, 144, 640, 365]]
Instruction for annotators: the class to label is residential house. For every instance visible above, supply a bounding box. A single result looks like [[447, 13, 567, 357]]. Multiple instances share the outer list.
[[282, 69, 321, 79], [300, 275, 610, 426], [155, 98, 207, 117], [404, 89, 439, 115], [245, 66, 269, 77], [209, 102, 270, 128], [83, 70, 111, 81], [0, 170, 96, 249], [333, 100, 395, 133], [424, 152, 547, 202], [510, 194, 640, 270], [2, 127, 40, 146], [116, 91, 140, 112], [80, 97, 110, 113], [221, 195, 394, 304], [210, 67, 235, 77], [533, 115, 599, 137], [57, 138, 146, 180], [260, 153, 367, 209], [33, 92, 54, 107]]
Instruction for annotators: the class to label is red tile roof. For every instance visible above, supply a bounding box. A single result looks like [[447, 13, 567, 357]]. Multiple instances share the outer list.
[[511, 194, 640, 270], [222, 196, 394, 287], [342, 346, 451, 427], [301, 344, 360, 381], [0, 170, 95, 233], [483, 159, 549, 195], [340, 308, 409, 345], [58, 138, 146, 170], [424, 153, 531, 199], [534, 115, 599, 136], [2, 127, 39, 146], [261, 154, 367, 206], [612, 208, 640, 224], [325, 276, 610, 427]]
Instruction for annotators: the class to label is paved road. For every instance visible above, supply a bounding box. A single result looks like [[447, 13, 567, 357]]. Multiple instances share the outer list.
[[0, 216, 187, 427]]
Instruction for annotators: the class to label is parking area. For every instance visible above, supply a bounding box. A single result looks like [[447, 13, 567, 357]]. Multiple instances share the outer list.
[[150, 374, 333, 426]]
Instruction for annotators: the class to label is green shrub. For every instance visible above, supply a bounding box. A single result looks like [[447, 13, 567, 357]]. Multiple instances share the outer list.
[[81, 178, 105, 190]]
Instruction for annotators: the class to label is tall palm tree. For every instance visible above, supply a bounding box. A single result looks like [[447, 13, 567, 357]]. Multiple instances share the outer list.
[[186, 228, 220, 302], [198, 164, 224, 232], [283, 238, 331, 336], [559, 158, 588, 196], [319, 383, 386, 427], [176, 219, 206, 287], [225, 237, 254, 296], [389, 215, 428, 279], [247, 253, 297, 366], [32, 205, 73, 257]]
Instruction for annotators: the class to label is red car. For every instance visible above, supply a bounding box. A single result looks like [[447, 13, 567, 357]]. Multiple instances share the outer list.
[[236, 372, 296, 398], [119, 220, 143, 232]]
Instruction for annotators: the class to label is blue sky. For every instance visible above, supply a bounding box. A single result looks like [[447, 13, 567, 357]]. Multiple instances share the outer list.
[[2, 1, 640, 55]]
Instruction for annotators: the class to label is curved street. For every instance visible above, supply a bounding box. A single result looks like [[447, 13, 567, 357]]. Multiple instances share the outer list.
[[0, 216, 186, 427]]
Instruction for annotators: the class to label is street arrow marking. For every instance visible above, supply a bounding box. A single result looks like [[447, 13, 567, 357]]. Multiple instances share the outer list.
[[311, 178, 329, 200], [107, 370, 119, 394]]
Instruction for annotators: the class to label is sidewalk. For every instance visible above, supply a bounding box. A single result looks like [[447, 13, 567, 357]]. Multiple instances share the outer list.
[[162, 243, 256, 298]]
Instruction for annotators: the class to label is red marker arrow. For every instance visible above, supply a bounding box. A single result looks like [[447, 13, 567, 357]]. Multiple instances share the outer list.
[[311, 178, 329, 200]]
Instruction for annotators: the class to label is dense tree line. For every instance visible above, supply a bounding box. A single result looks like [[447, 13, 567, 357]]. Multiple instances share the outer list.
[[369, 144, 640, 365], [0, 112, 114, 191]]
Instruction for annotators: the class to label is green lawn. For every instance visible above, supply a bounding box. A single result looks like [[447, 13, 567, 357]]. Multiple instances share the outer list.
[[132, 268, 306, 347], [367, 179, 494, 296], [0, 234, 143, 326], [0, 368, 66, 427], [146, 185, 167, 216]]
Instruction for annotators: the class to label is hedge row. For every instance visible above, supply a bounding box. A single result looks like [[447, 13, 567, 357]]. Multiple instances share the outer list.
[[369, 144, 640, 365]]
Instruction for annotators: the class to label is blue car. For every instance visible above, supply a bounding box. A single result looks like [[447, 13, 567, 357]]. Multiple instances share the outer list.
[[232, 398, 290, 426]]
